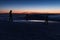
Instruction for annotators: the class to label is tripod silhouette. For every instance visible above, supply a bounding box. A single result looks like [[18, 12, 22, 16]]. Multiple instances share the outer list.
[[45, 14, 48, 24]]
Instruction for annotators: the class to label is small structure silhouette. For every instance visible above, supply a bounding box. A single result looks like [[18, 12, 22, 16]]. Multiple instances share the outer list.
[[45, 14, 48, 24], [9, 10, 13, 23], [26, 14, 29, 20]]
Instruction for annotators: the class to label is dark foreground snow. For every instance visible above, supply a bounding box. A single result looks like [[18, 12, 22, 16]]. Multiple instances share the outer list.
[[0, 22, 60, 40]]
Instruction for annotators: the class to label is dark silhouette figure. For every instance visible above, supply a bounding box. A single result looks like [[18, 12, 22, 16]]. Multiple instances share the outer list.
[[9, 10, 13, 23], [26, 14, 29, 20], [45, 14, 48, 24]]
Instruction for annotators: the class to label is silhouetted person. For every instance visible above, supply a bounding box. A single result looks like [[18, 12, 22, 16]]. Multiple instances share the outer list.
[[9, 10, 13, 23], [45, 14, 48, 24]]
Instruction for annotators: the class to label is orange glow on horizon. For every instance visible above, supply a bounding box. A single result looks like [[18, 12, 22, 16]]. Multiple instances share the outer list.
[[0, 10, 60, 14], [12, 10, 60, 13]]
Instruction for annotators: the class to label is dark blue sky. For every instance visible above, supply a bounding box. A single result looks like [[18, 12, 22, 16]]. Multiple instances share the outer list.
[[0, 0, 60, 13]]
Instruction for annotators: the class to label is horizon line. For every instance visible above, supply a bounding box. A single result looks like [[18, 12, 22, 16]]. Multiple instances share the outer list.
[[0, 12, 60, 14]]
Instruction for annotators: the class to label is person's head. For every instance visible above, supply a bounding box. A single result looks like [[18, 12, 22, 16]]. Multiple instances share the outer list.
[[10, 10, 12, 12]]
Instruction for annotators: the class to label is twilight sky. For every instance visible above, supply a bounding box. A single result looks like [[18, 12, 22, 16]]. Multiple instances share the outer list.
[[0, 0, 60, 13]]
